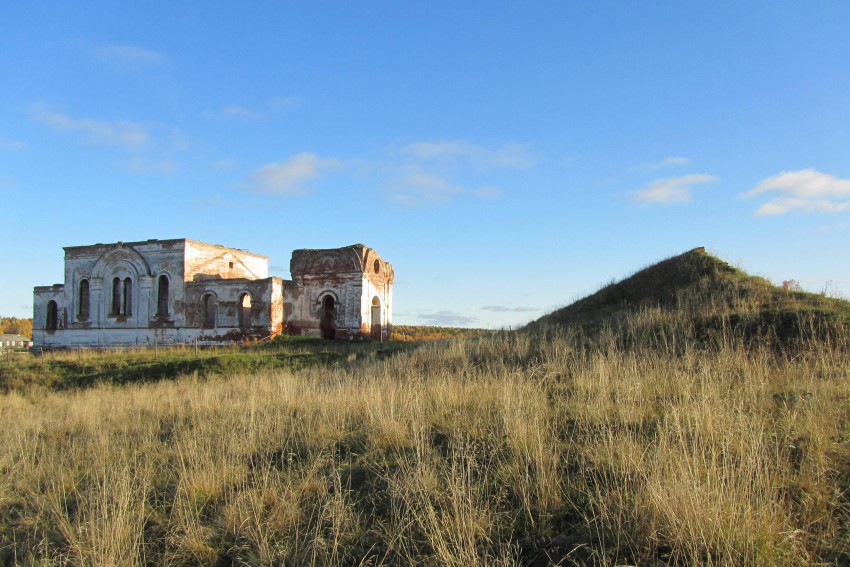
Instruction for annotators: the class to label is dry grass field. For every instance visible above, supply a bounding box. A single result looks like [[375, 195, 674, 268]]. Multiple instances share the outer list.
[[2, 323, 848, 565], [2, 250, 848, 565]]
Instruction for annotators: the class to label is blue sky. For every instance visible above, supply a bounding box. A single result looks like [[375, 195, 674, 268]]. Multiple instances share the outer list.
[[2, 2, 850, 327]]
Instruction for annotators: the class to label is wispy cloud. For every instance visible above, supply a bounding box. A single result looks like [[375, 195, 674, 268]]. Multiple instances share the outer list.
[[383, 139, 529, 207], [413, 310, 478, 326], [481, 305, 539, 313], [632, 156, 692, 171], [242, 153, 342, 196], [387, 169, 462, 207], [631, 173, 718, 205], [235, 140, 526, 206], [742, 168, 850, 216], [96, 44, 165, 67], [32, 106, 150, 149], [0, 136, 26, 150], [402, 140, 536, 169], [387, 166, 503, 207]]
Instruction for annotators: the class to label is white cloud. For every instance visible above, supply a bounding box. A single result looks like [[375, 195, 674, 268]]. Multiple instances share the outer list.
[[242, 153, 342, 196], [384, 139, 525, 206], [388, 169, 463, 206], [33, 106, 150, 149], [632, 156, 692, 171], [742, 168, 850, 216], [387, 166, 503, 207], [0, 136, 26, 150], [402, 140, 536, 169], [96, 44, 165, 66], [233, 139, 523, 206], [631, 173, 718, 205]]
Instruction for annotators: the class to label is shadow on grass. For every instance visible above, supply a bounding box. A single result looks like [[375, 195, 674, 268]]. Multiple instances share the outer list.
[[0, 339, 421, 393]]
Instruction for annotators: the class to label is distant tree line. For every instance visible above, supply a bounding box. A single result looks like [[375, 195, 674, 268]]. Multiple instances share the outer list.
[[390, 325, 491, 342], [0, 318, 33, 338]]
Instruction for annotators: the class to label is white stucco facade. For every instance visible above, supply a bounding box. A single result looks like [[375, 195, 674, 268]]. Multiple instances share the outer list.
[[33, 239, 393, 348]]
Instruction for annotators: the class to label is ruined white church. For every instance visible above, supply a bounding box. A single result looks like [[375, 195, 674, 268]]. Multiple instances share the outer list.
[[32, 239, 394, 348]]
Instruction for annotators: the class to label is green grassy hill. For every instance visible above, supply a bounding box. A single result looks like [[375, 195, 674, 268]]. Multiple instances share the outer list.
[[527, 247, 850, 347]]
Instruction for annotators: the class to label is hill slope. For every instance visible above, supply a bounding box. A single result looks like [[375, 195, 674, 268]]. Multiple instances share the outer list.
[[528, 247, 850, 346]]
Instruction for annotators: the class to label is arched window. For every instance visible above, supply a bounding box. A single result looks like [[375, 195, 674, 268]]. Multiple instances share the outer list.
[[46, 300, 58, 331], [202, 293, 217, 328], [111, 277, 121, 315], [238, 293, 252, 327], [156, 275, 169, 317], [78, 279, 90, 320], [123, 277, 133, 316]]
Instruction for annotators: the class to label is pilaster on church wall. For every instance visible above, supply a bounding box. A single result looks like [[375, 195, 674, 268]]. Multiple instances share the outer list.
[[90, 279, 103, 326], [139, 276, 153, 324]]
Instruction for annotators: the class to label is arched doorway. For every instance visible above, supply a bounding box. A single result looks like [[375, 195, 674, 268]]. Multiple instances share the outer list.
[[320, 295, 336, 339], [371, 296, 382, 340], [238, 293, 252, 327], [202, 293, 217, 328]]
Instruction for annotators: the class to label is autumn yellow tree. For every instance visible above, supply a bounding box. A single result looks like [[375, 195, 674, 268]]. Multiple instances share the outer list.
[[0, 318, 33, 338]]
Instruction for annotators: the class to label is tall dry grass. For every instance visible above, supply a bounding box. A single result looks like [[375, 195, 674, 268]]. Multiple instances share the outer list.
[[1, 320, 848, 565]]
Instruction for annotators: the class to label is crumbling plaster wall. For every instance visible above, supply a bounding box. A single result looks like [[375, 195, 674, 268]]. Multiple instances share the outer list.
[[285, 275, 365, 339], [68, 240, 185, 327], [285, 245, 394, 340], [183, 277, 283, 338], [33, 239, 282, 348], [184, 240, 268, 281], [32, 285, 66, 347], [33, 239, 393, 348]]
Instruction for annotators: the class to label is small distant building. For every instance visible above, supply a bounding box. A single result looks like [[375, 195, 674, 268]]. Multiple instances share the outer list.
[[32, 238, 393, 348], [0, 334, 33, 350]]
